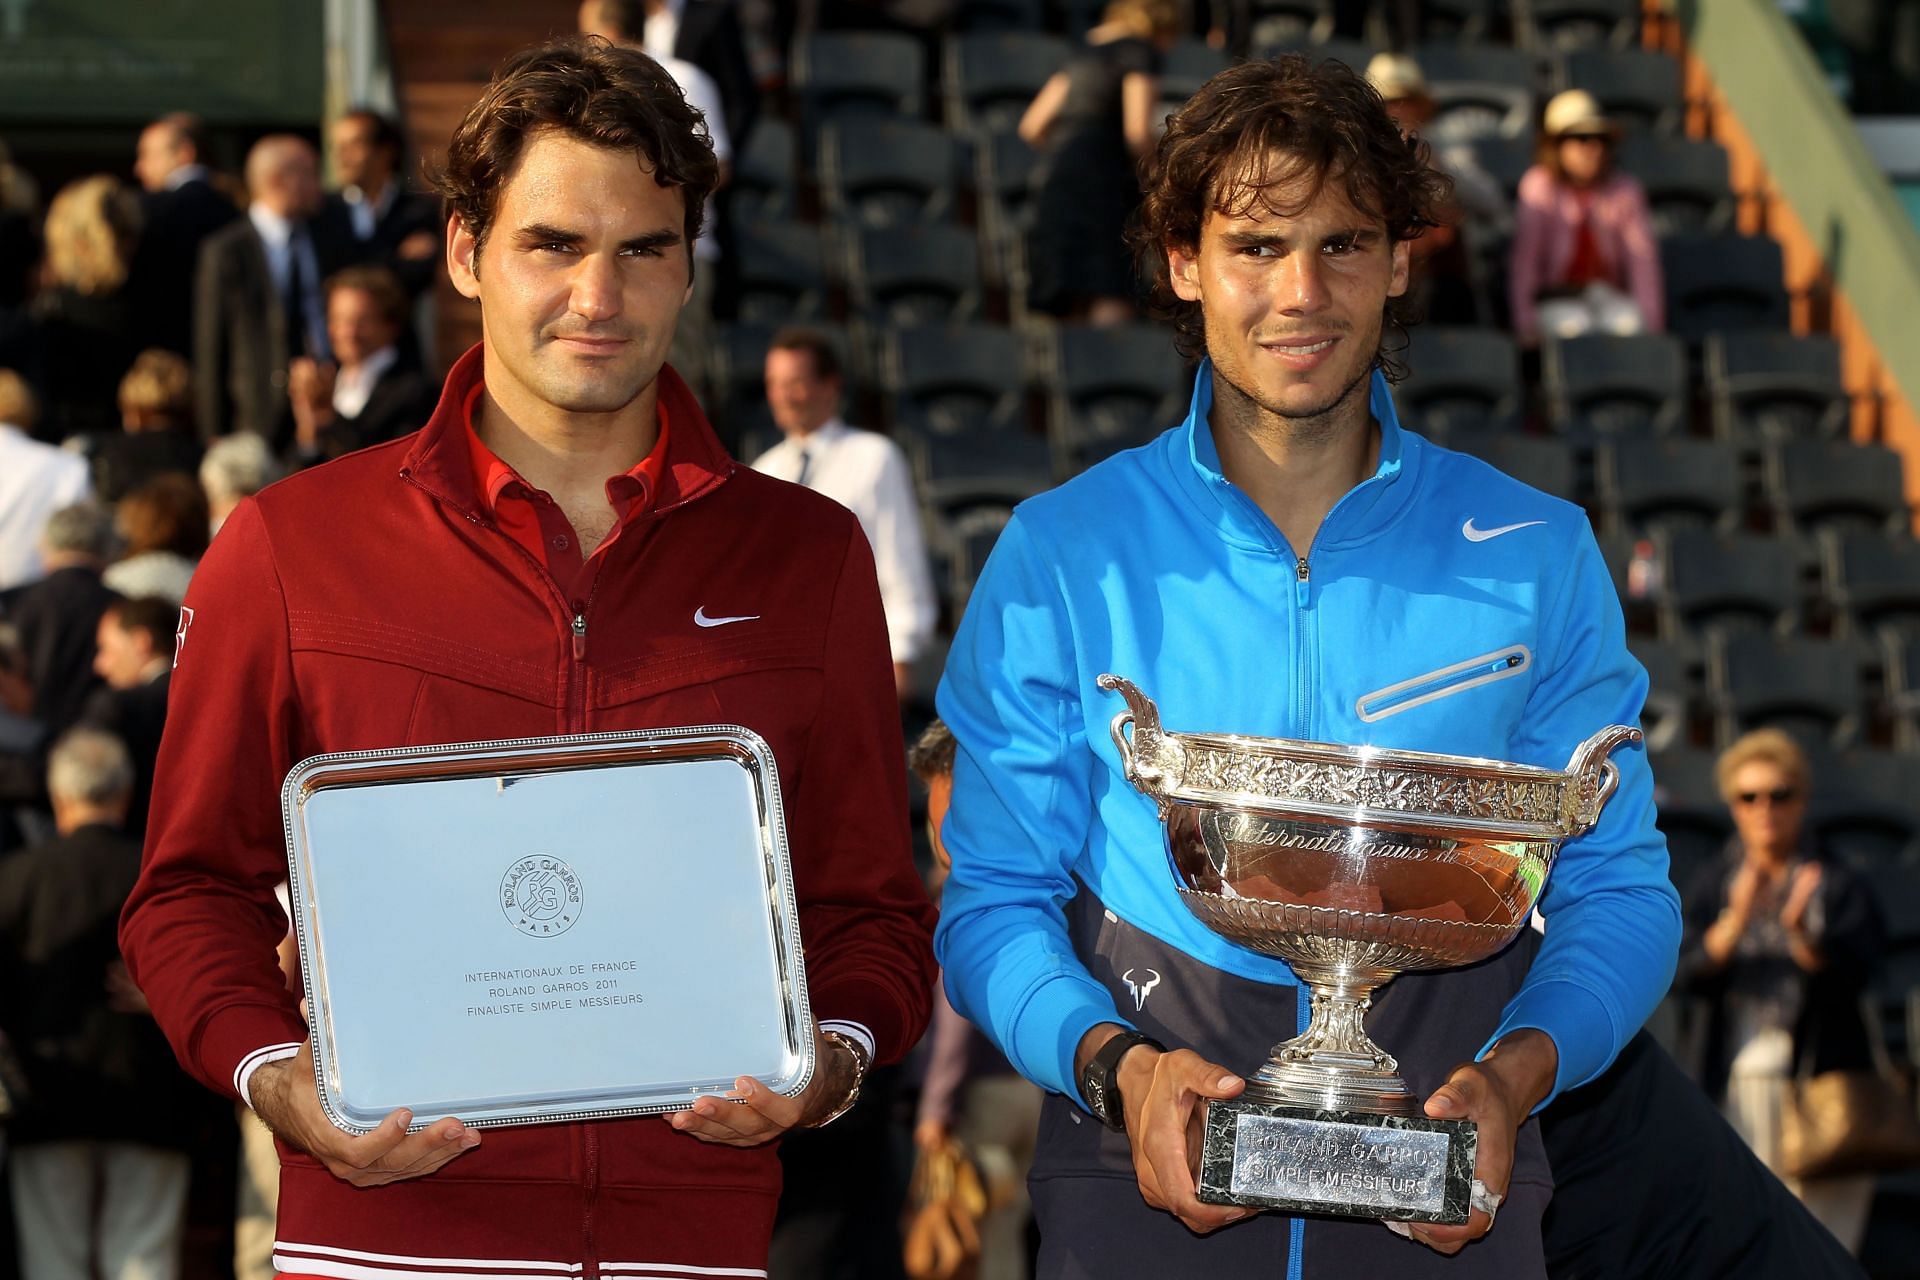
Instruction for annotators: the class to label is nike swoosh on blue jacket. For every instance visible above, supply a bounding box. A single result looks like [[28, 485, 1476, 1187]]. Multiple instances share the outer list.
[[934, 363, 1682, 1111]]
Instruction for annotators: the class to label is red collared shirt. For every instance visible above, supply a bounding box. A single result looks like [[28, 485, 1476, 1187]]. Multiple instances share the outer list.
[[461, 382, 672, 611]]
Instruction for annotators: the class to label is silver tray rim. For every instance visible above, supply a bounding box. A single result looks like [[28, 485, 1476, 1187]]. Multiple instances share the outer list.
[[279, 725, 816, 1135]]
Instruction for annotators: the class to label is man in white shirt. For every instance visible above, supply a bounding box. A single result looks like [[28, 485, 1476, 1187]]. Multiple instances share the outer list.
[[751, 329, 937, 697], [0, 370, 92, 591]]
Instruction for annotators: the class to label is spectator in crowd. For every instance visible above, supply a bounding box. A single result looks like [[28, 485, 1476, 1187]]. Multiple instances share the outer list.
[[121, 39, 933, 1277], [0, 371, 92, 591], [1509, 89, 1664, 345], [750, 327, 936, 697], [199, 432, 285, 536], [82, 595, 176, 841], [907, 718, 1041, 1280], [195, 134, 339, 444], [581, 0, 760, 149], [81, 349, 204, 503], [0, 135, 40, 364], [129, 112, 240, 354], [1675, 729, 1886, 1254], [286, 265, 437, 466], [0, 728, 203, 1280], [29, 174, 145, 440], [315, 109, 441, 299], [1366, 52, 1510, 326], [1021, 0, 1180, 324], [577, 4, 734, 387], [102, 474, 208, 606], [4, 502, 119, 747]]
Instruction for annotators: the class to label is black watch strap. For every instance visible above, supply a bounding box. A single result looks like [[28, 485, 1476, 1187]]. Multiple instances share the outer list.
[[1080, 1029, 1165, 1131]]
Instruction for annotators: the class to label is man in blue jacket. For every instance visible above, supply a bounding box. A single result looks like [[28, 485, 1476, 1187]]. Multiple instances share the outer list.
[[935, 55, 1683, 1278]]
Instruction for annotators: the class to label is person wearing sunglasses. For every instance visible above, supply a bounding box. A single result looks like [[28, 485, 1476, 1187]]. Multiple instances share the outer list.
[[1508, 89, 1663, 346], [1674, 728, 1886, 1254]]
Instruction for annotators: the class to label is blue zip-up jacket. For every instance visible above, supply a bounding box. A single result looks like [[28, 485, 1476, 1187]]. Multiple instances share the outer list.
[[934, 364, 1683, 1111]]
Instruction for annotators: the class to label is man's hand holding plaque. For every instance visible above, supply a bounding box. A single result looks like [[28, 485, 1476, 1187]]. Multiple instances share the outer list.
[[251, 1043, 481, 1187], [670, 1028, 868, 1147]]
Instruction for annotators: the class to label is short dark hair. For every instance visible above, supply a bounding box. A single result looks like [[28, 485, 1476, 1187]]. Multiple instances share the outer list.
[[768, 327, 841, 383], [152, 112, 207, 159], [117, 473, 209, 561], [435, 36, 719, 267], [104, 595, 181, 663], [909, 719, 956, 782], [325, 263, 410, 330], [1131, 55, 1450, 379], [343, 108, 404, 160]]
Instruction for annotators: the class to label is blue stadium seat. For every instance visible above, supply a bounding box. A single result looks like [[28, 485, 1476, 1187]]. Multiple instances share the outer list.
[[1047, 324, 1191, 477], [1444, 428, 1581, 502], [944, 32, 1070, 134], [1617, 134, 1735, 236], [1596, 438, 1746, 536], [1628, 634, 1699, 751], [850, 224, 983, 326], [819, 118, 962, 228], [1662, 529, 1807, 639], [1764, 441, 1909, 537], [1709, 632, 1865, 748], [1519, 0, 1639, 51], [1705, 332, 1849, 443], [1557, 47, 1683, 133], [1822, 532, 1920, 638], [792, 31, 926, 126], [1543, 332, 1688, 440], [734, 222, 832, 325], [1395, 325, 1523, 434], [1661, 234, 1791, 344], [886, 324, 1027, 437], [732, 119, 795, 224], [1648, 745, 1732, 889], [1808, 749, 1920, 868]]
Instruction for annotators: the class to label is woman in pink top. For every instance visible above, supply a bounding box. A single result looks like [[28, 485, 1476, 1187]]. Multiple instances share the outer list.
[[1509, 90, 1664, 344]]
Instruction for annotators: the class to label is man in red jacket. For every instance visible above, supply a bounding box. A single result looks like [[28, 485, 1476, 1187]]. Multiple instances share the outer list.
[[120, 37, 936, 1277]]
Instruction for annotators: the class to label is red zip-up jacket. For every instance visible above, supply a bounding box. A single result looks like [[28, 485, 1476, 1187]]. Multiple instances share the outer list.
[[120, 345, 937, 1279]]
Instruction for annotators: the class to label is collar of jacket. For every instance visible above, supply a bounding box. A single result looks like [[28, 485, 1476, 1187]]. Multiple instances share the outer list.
[[399, 343, 736, 524], [1170, 358, 1424, 556]]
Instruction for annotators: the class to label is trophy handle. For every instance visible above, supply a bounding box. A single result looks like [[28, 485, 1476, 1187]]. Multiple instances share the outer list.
[[1564, 724, 1642, 833], [1096, 674, 1178, 807]]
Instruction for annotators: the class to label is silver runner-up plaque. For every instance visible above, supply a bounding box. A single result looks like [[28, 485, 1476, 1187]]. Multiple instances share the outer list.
[[1098, 676, 1639, 1225], [281, 728, 814, 1135]]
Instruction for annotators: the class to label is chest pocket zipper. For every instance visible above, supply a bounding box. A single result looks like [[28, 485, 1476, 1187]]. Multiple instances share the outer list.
[[1354, 644, 1532, 723]]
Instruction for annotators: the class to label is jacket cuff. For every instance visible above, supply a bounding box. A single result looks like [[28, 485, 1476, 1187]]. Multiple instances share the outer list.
[[193, 1002, 309, 1103], [811, 978, 919, 1068], [1011, 972, 1126, 1110], [237, 1044, 303, 1110], [1481, 978, 1618, 1111]]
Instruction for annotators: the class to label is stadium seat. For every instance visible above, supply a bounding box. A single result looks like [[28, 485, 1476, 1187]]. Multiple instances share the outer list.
[[909, 427, 1054, 511], [1617, 134, 1735, 236], [1518, 0, 1639, 51], [1662, 529, 1806, 638], [1543, 332, 1688, 440], [1246, 0, 1338, 50], [1764, 441, 1909, 537], [1395, 326, 1522, 434], [1444, 428, 1580, 502], [1414, 44, 1539, 142], [792, 31, 926, 126], [732, 119, 796, 224], [1889, 631, 1920, 748], [954, 0, 1047, 31], [1704, 332, 1850, 444], [1412, 43, 1540, 93], [1558, 48, 1683, 133], [850, 224, 983, 326], [944, 32, 1071, 135], [1628, 634, 1699, 751], [935, 503, 1017, 619], [1809, 749, 1920, 868], [1468, 134, 1537, 199], [819, 118, 961, 228], [1661, 234, 1791, 344], [733, 222, 832, 325], [1823, 532, 1920, 637], [975, 130, 1040, 296], [1709, 632, 1865, 748], [1047, 324, 1191, 477], [1417, 0, 1498, 43], [1160, 40, 1230, 118], [1596, 438, 1745, 535], [1865, 862, 1920, 948], [886, 324, 1027, 437], [1648, 745, 1732, 890]]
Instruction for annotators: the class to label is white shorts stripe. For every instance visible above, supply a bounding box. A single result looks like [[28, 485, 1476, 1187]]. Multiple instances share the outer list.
[[271, 1256, 568, 1280], [272, 1241, 583, 1274]]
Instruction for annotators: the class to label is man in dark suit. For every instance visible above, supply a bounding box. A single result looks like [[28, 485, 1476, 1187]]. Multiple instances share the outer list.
[[579, 0, 759, 147], [80, 595, 175, 842], [286, 264, 437, 465], [194, 134, 340, 446], [128, 113, 240, 355], [5, 503, 120, 748], [313, 109, 441, 300]]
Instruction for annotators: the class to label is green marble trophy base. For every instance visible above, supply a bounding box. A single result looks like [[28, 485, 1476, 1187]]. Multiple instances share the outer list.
[[1196, 1098, 1476, 1224]]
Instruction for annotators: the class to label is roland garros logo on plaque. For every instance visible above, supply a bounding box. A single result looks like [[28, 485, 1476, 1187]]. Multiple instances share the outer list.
[[501, 855, 583, 937]]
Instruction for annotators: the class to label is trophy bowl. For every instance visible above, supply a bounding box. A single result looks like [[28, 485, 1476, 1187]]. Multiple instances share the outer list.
[[1096, 674, 1640, 1223]]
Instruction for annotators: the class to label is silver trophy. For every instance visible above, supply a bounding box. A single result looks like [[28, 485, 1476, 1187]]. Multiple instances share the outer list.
[[1097, 675, 1639, 1224]]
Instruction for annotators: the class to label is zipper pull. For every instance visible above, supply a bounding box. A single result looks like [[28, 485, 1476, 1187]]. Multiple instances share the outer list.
[[1295, 557, 1310, 608], [571, 613, 587, 661]]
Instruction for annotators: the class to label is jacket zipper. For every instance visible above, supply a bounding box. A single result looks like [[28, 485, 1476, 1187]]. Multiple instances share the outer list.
[[1292, 556, 1313, 738]]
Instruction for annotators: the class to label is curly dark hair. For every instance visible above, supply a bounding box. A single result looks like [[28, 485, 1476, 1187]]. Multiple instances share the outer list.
[[1130, 55, 1451, 380], [433, 36, 719, 272]]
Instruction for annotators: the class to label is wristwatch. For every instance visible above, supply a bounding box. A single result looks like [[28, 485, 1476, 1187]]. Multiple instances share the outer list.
[[804, 1029, 871, 1129], [1079, 1029, 1165, 1131]]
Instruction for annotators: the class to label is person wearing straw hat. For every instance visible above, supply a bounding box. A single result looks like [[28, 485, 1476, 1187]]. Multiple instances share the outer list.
[[1508, 89, 1663, 345]]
